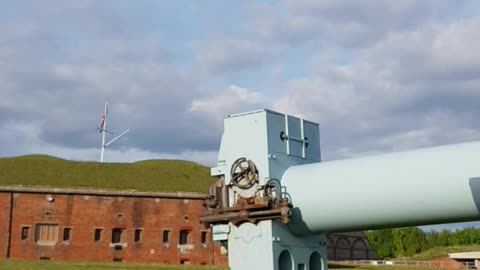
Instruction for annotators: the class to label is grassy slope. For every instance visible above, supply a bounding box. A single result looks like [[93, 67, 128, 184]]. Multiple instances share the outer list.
[[411, 245, 480, 261], [0, 155, 214, 193]]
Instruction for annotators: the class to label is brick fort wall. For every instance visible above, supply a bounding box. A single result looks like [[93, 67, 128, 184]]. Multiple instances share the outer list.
[[0, 188, 227, 266], [0, 186, 376, 265]]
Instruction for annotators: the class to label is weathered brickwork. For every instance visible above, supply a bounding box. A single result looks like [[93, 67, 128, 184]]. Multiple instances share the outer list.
[[0, 193, 11, 258], [0, 189, 227, 266], [0, 187, 376, 266]]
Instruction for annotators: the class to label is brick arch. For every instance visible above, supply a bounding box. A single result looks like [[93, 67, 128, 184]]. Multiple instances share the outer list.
[[351, 238, 368, 260], [326, 236, 335, 259], [334, 237, 351, 260]]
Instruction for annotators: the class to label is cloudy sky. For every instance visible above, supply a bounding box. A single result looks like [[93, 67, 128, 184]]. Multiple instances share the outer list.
[[2, 0, 480, 166], [2, 1, 480, 230], [2, 0, 480, 165]]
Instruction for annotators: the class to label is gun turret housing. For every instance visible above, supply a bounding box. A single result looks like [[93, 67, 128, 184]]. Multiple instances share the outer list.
[[201, 109, 480, 270]]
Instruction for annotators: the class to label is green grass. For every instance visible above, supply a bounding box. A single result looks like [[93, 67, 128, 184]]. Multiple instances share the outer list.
[[329, 265, 444, 270], [411, 245, 480, 261], [0, 260, 226, 270], [0, 260, 458, 270], [0, 155, 214, 193], [0, 261, 449, 270]]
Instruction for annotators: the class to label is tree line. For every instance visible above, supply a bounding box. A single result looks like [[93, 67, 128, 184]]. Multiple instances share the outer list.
[[365, 227, 480, 259]]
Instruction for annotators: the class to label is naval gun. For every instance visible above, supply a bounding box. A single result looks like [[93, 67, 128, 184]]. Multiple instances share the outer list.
[[201, 109, 480, 270]]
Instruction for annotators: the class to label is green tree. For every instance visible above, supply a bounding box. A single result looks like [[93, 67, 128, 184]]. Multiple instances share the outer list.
[[450, 227, 480, 246], [426, 231, 439, 248], [392, 227, 426, 257], [437, 230, 451, 247], [368, 227, 480, 259], [366, 229, 395, 259]]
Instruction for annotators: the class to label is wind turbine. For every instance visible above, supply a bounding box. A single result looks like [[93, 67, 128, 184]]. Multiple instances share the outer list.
[[98, 99, 130, 163]]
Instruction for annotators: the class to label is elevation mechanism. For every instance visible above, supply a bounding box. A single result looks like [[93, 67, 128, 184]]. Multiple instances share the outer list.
[[98, 99, 130, 163]]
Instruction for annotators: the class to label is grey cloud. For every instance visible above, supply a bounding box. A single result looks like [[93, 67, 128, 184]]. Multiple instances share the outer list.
[[274, 17, 480, 160], [0, 1, 222, 159], [9, 1, 138, 39], [3, 0, 480, 170], [361, 20, 480, 84], [246, 0, 475, 48], [194, 38, 281, 75], [0, 119, 219, 165], [188, 85, 268, 147], [0, 2, 271, 159], [192, 0, 477, 77]]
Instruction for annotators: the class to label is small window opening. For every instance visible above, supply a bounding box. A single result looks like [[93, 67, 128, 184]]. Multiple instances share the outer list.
[[201, 231, 208, 244], [179, 230, 190, 245], [21, 226, 29, 240], [134, 229, 143, 243], [94, 228, 102, 242], [112, 228, 123, 244], [163, 230, 170, 243], [63, 227, 71, 241]]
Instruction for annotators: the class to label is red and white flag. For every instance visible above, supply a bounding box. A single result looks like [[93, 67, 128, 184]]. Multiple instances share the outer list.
[[99, 114, 105, 132]]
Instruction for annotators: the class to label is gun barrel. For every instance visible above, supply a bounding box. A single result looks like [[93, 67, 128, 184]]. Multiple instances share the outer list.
[[282, 141, 480, 235]]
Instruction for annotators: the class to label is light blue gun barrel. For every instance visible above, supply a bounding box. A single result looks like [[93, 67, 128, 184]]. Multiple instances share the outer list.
[[282, 141, 480, 235]]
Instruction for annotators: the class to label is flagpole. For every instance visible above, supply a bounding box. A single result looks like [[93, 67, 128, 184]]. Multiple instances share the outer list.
[[100, 100, 108, 163], [98, 99, 129, 163]]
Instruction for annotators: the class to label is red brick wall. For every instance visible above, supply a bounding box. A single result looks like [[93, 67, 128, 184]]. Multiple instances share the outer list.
[[4, 191, 227, 266], [0, 192, 12, 258]]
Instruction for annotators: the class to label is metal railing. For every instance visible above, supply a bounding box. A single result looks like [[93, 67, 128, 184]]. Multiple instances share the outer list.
[[330, 260, 477, 269]]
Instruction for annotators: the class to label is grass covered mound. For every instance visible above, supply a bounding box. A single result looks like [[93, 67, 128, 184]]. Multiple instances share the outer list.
[[0, 155, 214, 193], [411, 245, 480, 261]]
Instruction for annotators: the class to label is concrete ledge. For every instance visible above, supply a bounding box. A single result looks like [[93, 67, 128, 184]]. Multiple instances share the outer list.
[[0, 186, 207, 199], [449, 251, 480, 259]]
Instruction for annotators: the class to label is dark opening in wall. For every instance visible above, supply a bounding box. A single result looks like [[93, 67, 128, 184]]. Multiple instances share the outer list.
[[94, 228, 102, 242], [134, 229, 143, 243], [112, 228, 123, 244], [201, 231, 207, 244], [163, 230, 170, 243], [179, 230, 190, 245], [21, 226, 29, 240], [63, 227, 71, 241]]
